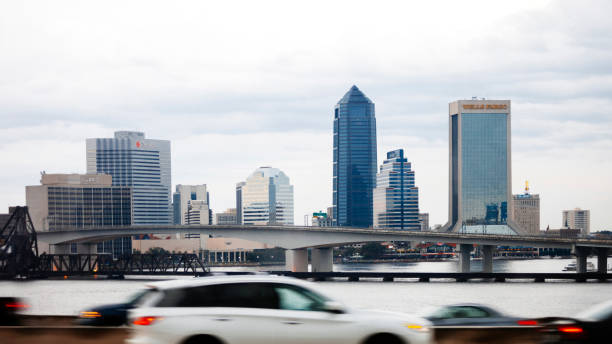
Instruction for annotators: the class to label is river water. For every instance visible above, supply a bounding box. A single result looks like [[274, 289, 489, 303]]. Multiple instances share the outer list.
[[1, 258, 610, 318]]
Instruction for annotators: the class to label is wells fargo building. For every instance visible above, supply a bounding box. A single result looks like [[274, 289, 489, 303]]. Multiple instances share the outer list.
[[444, 99, 523, 235]]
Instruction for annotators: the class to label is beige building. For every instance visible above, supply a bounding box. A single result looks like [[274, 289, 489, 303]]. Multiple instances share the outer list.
[[512, 193, 540, 235], [25, 173, 132, 256], [215, 208, 237, 225], [562, 208, 590, 234], [132, 237, 269, 254], [26, 173, 131, 231]]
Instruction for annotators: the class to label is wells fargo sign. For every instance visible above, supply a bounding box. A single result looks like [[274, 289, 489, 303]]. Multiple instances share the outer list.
[[463, 104, 507, 110]]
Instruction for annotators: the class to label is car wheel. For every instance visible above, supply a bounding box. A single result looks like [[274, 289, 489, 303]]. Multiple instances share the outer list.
[[364, 333, 404, 344], [182, 334, 224, 344]]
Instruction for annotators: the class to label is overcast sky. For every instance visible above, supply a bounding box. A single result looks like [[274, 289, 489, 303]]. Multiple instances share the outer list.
[[1, 0, 611, 230]]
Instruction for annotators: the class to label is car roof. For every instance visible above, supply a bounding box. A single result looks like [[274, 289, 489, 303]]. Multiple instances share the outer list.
[[145, 274, 314, 291]]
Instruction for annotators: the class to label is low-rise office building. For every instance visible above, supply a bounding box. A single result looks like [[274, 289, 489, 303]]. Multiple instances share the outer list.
[[26, 173, 132, 256]]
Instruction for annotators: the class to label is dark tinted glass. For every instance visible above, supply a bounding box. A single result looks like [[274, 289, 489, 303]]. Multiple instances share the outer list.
[[156, 283, 279, 309]]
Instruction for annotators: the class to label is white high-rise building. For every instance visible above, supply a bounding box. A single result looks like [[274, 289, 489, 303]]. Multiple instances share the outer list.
[[86, 131, 171, 225], [562, 208, 590, 234], [173, 184, 210, 225], [239, 167, 294, 225]]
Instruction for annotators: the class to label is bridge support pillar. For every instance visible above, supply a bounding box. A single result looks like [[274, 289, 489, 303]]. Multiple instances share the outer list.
[[285, 248, 308, 272], [459, 244, 473, 273], [482, 245, 494, 273], [594, 248, 609, 274], [311, 247, 333, 272], [574, 246, 591, 273]]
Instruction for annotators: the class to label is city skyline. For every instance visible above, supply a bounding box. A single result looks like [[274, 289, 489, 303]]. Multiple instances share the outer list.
[[1, 1, 611, 230]]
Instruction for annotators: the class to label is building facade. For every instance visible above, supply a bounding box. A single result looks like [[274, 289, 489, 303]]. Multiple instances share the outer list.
[[26, 173, 132, 257], [444, 99, 523, 235], [373, 149, 420, 231], [173, 184, 210, 225], [513, 183, 540, 235], [562, 208, 590, 234], [333, 85, 377, 227], [215, 208, 238, 225], [86, 131, 171, 225], [419, 213, 430, 231], [312, 211, 333, 227], [235, 182, 245, 225], [239, 167, 294, 225]]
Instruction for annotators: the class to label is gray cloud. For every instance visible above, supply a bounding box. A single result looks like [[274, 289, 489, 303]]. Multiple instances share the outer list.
[[1, 0, 611, 229]]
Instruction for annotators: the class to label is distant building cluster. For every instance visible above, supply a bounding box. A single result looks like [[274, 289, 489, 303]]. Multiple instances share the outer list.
[[19, 86, 597, 257]]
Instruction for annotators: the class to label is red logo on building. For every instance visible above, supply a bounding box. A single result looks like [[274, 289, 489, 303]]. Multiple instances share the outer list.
[[136, 141, 141, 148]]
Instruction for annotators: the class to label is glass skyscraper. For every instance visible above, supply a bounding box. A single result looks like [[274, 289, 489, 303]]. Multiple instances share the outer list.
[[445, 100, 523, 235], [333, 85, 377, 227], [238, 167, 294, 225], [86, 131, 172, 225], [373, 149, 420, 230]]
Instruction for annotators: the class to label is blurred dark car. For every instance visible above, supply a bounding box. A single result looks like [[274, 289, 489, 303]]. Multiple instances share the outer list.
[[0, 297, 29, 325], [539, 300, 612, 344], [421, 303, 529, 326], [76, 289, 151, 326]]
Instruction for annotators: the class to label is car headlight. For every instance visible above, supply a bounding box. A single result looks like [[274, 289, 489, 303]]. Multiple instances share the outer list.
[[403, 323, 430, 332]]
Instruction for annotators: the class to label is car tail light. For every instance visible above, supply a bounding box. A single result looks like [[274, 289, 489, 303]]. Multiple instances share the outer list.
[[4, 302, 29, 309], [517, 319, 538, 326], [133, 316, 163, 326], [558, 325, 583, 334]]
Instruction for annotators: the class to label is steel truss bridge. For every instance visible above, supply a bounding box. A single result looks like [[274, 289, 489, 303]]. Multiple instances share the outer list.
[[1, 207, 209, 279], [37, 253, 209, 277]]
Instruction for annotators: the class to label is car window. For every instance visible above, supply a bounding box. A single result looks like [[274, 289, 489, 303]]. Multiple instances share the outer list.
[[273, 284, 330, 311], [126, 289, 153, 306], [156, 283, 279, 309], [431, 306, 490, 319], [452, 306, 490, 318]]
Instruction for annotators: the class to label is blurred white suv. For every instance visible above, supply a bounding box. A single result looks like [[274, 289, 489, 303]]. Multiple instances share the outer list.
[[127, 274, 433, 344]]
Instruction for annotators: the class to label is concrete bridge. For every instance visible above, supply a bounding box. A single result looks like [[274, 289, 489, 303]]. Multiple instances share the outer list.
[[37, 225, 612, 274]]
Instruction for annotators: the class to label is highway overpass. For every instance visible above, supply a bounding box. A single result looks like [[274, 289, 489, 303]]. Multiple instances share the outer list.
[[37, 225, 612, 274]]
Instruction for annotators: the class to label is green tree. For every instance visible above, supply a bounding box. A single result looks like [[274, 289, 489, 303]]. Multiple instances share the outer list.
[[360, 242, 385, 260], [146, 247, 171, 255]]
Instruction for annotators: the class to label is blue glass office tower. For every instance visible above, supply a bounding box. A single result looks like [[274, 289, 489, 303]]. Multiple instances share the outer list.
[[333, 85, 377, 227], [444, 100, 523, 235], [373, 149, 420, 230]]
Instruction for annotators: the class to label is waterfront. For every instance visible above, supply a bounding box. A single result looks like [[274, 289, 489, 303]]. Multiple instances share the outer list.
[[1, 258, 611, 318]]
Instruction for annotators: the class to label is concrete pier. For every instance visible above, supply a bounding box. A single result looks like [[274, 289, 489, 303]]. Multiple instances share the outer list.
[[574, 246, 591, 273], [311, 247, 333, 272], [595, 248, 609, 274], [482, 245, 494, 273], [285, 248, 308, 272], [459, 244, 473, 272]]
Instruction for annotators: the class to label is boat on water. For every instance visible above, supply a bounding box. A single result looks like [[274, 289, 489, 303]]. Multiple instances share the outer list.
[[563, 262, 596, 272]]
